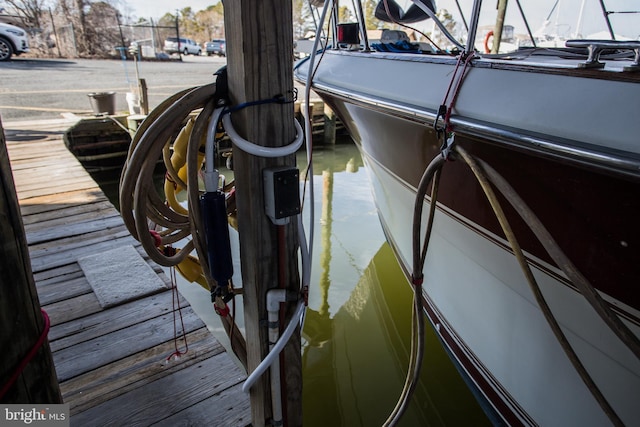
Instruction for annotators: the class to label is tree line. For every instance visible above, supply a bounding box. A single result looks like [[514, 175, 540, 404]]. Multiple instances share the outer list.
[[2, 1, 229, 58], [1, 0, 453, 59]]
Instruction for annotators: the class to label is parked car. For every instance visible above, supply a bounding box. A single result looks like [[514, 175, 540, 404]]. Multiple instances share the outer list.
[[204, 39, 225, 56], [0, 22, 29, 61], [164, 37, 201, 56]]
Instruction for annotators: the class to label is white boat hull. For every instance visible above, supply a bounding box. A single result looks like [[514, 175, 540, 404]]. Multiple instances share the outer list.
[[366, 152, 639, 426], [296, 49, 640, 425]]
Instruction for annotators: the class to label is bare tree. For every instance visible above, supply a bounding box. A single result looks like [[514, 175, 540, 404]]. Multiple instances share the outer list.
[[292, 0, 317, 40], [4, 0, 46, 28], [73, 0, 91, 54], [85, 1, 123, 54]]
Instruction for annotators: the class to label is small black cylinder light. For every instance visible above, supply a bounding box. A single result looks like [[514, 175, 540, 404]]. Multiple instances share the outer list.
[[337, 23, 360, 45]]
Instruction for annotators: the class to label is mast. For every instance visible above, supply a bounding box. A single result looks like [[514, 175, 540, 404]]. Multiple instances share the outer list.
[[574, 0, 586, 38], [598, 0, 616, 39]]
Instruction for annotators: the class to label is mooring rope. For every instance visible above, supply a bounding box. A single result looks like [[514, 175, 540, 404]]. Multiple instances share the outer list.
[[0, 309, 51, 400]]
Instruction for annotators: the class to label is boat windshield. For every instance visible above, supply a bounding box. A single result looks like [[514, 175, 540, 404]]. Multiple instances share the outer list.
[[331, 0, 639, 55]]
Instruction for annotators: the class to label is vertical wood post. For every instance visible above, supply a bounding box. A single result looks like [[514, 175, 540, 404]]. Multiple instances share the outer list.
[[0, 120, 61, 403], [492, 0, 508, 54], [224, 1, 302, 426], [323, 104, 336, 145], [138, 78, 149, 115]]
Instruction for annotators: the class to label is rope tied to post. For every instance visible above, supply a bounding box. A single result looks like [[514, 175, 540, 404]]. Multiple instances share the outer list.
[[0, 309, 51, 400]]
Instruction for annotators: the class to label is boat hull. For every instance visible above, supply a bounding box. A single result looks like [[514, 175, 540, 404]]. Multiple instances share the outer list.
[[63, 116, 132, 171], [296, 50, 640, 426]]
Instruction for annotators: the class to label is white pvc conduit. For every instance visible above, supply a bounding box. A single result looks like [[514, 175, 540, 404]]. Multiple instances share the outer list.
[[221, 113, 304, 158]]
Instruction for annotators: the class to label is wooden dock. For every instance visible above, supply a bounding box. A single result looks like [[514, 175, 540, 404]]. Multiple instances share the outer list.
[[3, 118, 251, 426]]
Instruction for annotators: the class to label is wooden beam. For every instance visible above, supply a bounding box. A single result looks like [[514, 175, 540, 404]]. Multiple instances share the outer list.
[[138, 78, 149, 115], [0, 119, 62, 403], [492, 0, 508, 54], [323, 104, 337, 145], [224, 1, 302, 426]]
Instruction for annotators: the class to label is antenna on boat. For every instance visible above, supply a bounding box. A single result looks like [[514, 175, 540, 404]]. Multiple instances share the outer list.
[[574, 0, 586, 38], [598, 0, 616, 39], [354, 0, 370, 51]]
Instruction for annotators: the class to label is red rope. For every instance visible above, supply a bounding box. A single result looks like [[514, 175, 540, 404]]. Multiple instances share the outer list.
[[443, 53, 475, 131], [0, 309, 50, 400], [440, 54, 466, 114], [166, 266, 188, 361]]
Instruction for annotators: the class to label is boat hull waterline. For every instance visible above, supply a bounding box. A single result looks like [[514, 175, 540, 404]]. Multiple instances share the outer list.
[[296, 50, 640, 426]]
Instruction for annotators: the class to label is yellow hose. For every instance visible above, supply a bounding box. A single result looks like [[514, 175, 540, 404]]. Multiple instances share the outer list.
[[170, 118, 195, 189], [177, 148, 204, 186], [164, 179, 189, 216], [175, 253, 210, 291], [163, 117, 206, 216]]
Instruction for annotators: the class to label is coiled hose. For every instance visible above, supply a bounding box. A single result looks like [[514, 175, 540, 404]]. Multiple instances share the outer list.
[[119, 83, 248, 367]]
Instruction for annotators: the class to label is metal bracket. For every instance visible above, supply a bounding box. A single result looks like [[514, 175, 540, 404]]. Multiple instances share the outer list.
[[566, 39, 640, 71]]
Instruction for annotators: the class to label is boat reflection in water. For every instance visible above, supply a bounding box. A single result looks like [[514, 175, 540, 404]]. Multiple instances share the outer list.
[[301, 144, 489, 426]]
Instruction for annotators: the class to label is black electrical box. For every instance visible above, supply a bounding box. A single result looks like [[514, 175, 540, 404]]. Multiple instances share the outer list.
[[263, 167, 301, 225]]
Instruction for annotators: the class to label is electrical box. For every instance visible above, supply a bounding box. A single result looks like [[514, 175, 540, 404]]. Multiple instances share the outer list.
[[263, 166, 301, 225]]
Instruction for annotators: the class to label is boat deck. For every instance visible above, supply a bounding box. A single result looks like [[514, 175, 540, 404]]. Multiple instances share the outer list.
[[3, 118, 250, 426]]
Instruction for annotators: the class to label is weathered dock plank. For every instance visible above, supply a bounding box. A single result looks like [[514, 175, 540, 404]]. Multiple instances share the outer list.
[[18, 188, 108, 215], [25, 212, 124, 245], [71, 352, 246, 427], [42, 293, 103, 327], [37, 274, 92, 306], [21, 200, 116, 228], [28, 229, 136, 272], [152, 382, 252, 427], [61, 327, 223, 414], [48, 290, 184, 350], [34, 263, 84, 285], [53, 308, 205, 382], [12, 167, 92, 189], [15, 179, 99, 200], [4, 119, 250, 424]]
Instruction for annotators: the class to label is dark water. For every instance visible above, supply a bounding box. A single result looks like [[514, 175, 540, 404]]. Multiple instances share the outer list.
[[301, 144, 490, 426], [91, 142, 490, 426]]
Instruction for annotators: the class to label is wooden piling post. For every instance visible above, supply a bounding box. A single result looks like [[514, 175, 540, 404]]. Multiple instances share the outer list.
[[492, 0, 508, 54], [323, 104, 336, 145], [0, 120, 62, 403], [224, 1, 302, 426], [138, 78, 149, 115]]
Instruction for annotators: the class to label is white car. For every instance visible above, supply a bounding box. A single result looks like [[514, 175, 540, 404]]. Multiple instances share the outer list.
[[164, 37, 201, 56], [0, 22, 29, 61]]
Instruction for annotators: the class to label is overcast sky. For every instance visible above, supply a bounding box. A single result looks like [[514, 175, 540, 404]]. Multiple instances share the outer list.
[[126, 0, 638, 39]]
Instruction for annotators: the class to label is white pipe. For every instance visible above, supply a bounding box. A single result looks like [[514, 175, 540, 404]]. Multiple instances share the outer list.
[[222, 113, 304, 158], [240, 216, 311, 393], [204, 107, 224, 192], [242, 301, 306, 393], [267, 289, 286, 425]]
